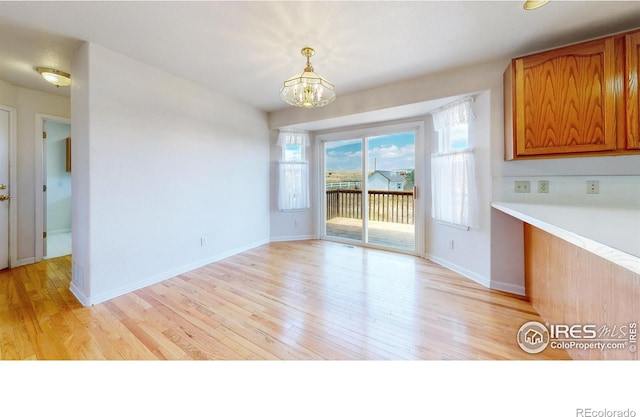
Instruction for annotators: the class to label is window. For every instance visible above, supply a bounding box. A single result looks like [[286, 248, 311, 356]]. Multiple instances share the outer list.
[[277, 131, 310, 211], [430, 97, 477, 229], [433, 97, 473, 153], [284, 141, 304, 162], [444, 124, 469, 152]]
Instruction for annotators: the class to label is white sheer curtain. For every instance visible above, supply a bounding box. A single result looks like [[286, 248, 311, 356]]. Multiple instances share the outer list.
[[277, 130, 310, 211], [276, 130, 310, 148], [431, 97, 474, 131], [430, 97, 478, 229], [431, 150, 477, 228], [278, 162, 310, 210]]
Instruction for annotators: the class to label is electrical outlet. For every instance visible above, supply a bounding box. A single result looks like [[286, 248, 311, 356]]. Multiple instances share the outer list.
[[586, 180, 600, 194], [537, 180, 549, 193], [200, 237, 208, 247], [514, 181, 530, 193], [448, 240, 454, 249]]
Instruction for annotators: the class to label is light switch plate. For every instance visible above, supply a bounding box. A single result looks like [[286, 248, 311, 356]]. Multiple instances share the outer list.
[[538, 180, 549, 193]]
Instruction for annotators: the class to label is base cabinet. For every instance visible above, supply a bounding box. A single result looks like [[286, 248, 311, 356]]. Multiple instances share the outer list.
[[524, 224, 639, 360]]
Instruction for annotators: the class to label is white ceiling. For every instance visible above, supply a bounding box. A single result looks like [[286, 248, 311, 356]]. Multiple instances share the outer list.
[[1, 1, 640, 113]]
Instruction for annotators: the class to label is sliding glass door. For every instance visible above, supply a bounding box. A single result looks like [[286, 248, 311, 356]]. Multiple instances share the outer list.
[[365, 133, 415, 251], [322, 128, 418, 254], [325, 138, 363, 243]]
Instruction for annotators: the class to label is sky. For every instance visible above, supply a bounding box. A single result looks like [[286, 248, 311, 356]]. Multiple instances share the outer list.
[[325, 132, 415, 171]]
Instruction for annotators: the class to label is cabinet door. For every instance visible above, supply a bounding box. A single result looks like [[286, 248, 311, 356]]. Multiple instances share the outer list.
[[626, 31, 640, 150], [514, 37, 617, 156]]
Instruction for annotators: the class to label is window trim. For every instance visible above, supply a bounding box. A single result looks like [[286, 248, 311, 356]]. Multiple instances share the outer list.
[[277, 130, 311, 211]]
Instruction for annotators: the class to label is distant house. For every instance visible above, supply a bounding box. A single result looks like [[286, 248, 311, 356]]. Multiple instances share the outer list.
[[368, 170, 407, 191]]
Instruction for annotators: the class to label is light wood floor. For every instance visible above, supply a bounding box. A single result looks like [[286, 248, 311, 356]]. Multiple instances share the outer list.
[[0, 240, 570, 360]]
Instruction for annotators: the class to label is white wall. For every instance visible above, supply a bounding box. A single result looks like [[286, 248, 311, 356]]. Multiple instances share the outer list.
[[70, 42, 90, 298], [0, 79, 70, 265], [70, 42, 270, 305], [494, 119, 640, 206], [45, 120, 71, 234], [494, 175, 640, 207], [0, 79, 17, 105]]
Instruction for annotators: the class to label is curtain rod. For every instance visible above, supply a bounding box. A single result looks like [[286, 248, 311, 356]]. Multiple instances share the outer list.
[[429, 95, 475, 115]]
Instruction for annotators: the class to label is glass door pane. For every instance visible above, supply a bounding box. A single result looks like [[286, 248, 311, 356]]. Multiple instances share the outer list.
[[366, 132, 415, 251], [324, 138, 363, 243]]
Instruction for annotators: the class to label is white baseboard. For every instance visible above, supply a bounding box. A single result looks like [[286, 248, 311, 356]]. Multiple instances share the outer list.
[[15, 257, 36, 267], [425, 253, 492, 289], [69, 281, 91, 306], [47, 228, 72, 235], [270, 234, 318, 242], [425, 253, 525, 296], [490, 281, 526, 296], [79, 238, 271, 306]]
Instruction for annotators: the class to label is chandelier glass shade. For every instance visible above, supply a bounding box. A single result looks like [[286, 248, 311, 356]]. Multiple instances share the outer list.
[[280, 47, 336, 108]]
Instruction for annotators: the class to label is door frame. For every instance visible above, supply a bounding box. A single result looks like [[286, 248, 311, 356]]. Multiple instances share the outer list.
[[35, 113, 71, 262], [316, 120, 425, 256], [0, 104, 17, 268]]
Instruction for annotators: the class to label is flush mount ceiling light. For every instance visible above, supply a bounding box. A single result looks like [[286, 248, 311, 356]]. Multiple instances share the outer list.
[[36, 67, 71, 87], [280, 47, 336, 108], [523, 0, 549, 10]]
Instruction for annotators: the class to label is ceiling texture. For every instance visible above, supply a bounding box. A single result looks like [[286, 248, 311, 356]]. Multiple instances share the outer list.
[[1, 1, 640, 113]]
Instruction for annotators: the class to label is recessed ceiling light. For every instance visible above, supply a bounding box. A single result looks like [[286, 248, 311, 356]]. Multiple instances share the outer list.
[[523, 0, 549, 10], [36, 67, 72, 87]]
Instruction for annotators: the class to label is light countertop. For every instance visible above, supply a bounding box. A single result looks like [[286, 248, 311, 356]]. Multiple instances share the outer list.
[[491, 202, 640, 275]]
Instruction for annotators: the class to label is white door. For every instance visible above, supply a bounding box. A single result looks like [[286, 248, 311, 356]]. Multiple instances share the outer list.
[[0, 109, 10, 269], [43, 121, 47, 258]]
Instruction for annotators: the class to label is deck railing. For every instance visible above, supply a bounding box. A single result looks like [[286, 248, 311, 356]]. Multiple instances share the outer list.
[[326, 189, 414, 224]]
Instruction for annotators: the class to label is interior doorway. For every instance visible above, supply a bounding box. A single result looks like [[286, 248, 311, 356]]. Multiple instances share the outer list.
[[320, 123, 422, 255], [37, 115, 72, 260]]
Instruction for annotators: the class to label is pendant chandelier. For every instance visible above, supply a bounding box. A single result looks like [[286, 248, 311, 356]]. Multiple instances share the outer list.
[[280, 47, 336, 108]]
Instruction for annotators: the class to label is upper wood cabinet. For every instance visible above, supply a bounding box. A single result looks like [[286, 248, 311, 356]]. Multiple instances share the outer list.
[[626, 31, 640, 150], [505, 37, 618, 159]]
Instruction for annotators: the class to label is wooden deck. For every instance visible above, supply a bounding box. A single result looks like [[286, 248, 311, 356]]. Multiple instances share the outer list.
[[0, 240, 570, 360], [326, 217, 415, 251]]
